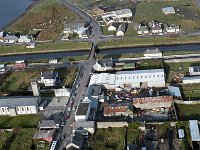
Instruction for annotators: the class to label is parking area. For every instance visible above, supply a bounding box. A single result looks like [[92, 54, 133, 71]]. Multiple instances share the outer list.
[[40, 97, 69, 123]]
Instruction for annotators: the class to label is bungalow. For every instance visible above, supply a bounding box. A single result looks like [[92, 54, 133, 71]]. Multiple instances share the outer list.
[[137, 25, 149, 35], [166, 25, 180, 33], [54, 87, 70, 97], [18, 35, 31, 43], [39, 71, 59, 87], [64, 22, 89, 38], [4, 34, 18, 44], [151, 25, 163, 34], [116, 24, 126, 36], [143, 48, 162, 58], [108, 22, 118, 31]]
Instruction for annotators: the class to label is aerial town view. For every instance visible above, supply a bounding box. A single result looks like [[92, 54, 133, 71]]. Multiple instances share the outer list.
[[1, 0, 200, 150]]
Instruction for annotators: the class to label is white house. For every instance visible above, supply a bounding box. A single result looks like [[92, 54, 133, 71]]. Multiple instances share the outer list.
[[116, 24, 126, 36], [18, 35, 31, 43], [143, 48, 163, 58], [64, 22, 88, 38], [54, 87, 70, 97], [137, 25, 149, 35], [40, 71, 59, 87], [151, 25, 163, 34], [166, 25, 180, 33], [73, 121, 95, 134], [26, 42, 35, 48], [0, 96, 39, 116], [108, 22, 118, 31], [162, 7, 176, 15], [75, 102, 90, 122], [189, 120, 200, 142], [4, 35, 18, 44]]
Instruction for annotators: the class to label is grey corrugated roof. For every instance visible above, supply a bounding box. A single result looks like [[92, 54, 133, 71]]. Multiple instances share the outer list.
[[116, 69, 164, 75], [39, 120, 57, 129], [73, 121, 95, 131], [0, 96, 39, 108]]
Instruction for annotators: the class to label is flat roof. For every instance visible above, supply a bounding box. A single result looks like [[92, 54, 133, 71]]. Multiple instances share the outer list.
[[168, 86, 181, 97], [76, 102, 90, 116], [0, 96, 38, 108], [189, 120, 200, 141], [115, 9, 132, 15], [183, 76, 200, 80], [189, 120, 200, 142], [116, 69, 164, 75]]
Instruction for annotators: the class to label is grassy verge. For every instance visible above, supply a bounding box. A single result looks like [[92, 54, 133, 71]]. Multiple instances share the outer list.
[[5, 0, 81, 40], [0, 115, 41, 128], [175, 103, 200, 120], [102, 26, 115, 36], [0, 41, 90, 55], [98, 36, 200, 49], [89, 127, 125, 150]]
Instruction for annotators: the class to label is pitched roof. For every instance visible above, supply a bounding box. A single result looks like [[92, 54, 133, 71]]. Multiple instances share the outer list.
[[41, 72, 58, 79], [39, 120, 57, 129], [73, 121, 95, 131], [0, 96, 39, 108]]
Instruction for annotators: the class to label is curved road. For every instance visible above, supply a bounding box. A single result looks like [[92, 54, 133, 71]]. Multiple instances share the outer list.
[[58, 0, 101, 45]]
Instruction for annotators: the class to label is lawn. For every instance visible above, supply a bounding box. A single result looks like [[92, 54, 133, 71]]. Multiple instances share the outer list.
[[102, 26, 116, 36], [164, 61, 200, 83], [0, 130, 13, 149], [55, 67, 78, 88], [175, 103, 200, 120], [127, 123, 140, 144], [176, 121, 192, 150], [5, 0, 81, 40], [0, 114, 41, 128], [89, 127, 125, 150], [0, 69, 42, 95], [137, 59, 164, 70], [180, 83, 200, 100], [0, 41, 90, 55], [134, 0, 200, 32], [9, 128, 37, 150]]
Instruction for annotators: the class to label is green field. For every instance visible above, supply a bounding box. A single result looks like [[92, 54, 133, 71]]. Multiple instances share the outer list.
[[134, 0, 200, 32], [180, 83, 200, 100], [0, 69, 42, 95], [89, 127, 125, 150], [98, 35, 200, 49], [175, 103, 200, 120], [0, 115, 41, 128], [0, 41, 90, 55], [5, 0, 81, 40], [0, 130, 13, 149]]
